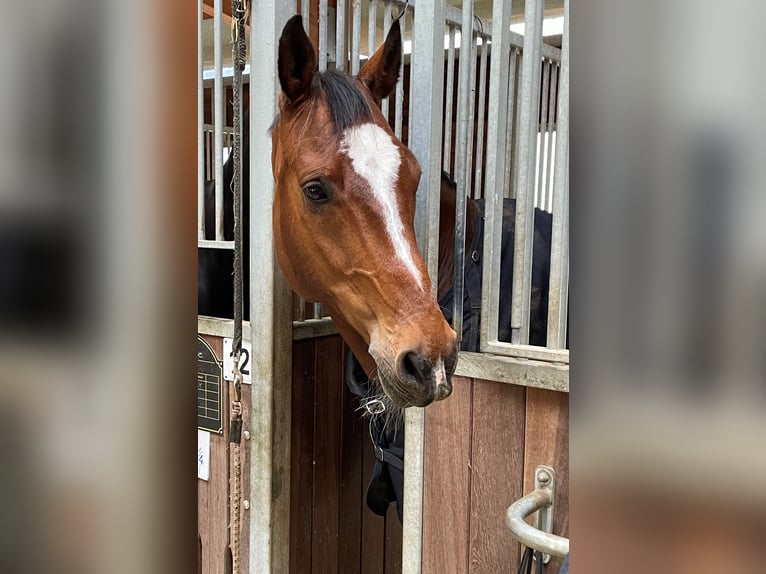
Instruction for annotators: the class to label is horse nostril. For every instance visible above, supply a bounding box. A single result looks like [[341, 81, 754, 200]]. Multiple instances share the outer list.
[[399, 351, 431, 384]]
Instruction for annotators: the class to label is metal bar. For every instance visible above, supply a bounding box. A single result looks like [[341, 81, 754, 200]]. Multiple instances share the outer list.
[[381, 1, 392, 118], [368, 0, 377, 58], [406, 1, 445, 570], [479, 0, 512, 351], [394, 8, 406, 140], [319, 0, 328, 70], [548, 0, 569, 348], [504, 49, 520, 198], [443, 26, 455, 174], [351, 0, 362, 74], [302, 0, 310, 30], [214, 0, 225, 241], [506, 467, 569, 559], [510, 0, 544, 345], [198, 0, 205, 241], [543, 62, 558, 212], [297, 297, 306, 322], [336, 0, 347, 71], [535, 58, 550, 209], [248, 1, 293, 571], [198, 239, 235, 250], [451, 0, 474, 342], [313, 302, 322, 319], [472, 38, 488, 200], [464, 32, 479, 199]]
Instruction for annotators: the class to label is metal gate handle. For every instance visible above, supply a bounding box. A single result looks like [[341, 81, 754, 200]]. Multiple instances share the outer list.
[[505, 465, 570, 561]]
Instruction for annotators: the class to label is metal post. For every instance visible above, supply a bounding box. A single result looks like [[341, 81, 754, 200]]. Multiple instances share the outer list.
[[336, 0, 346, 71], [480, 0, 512, 349], [451, 0, 474, 342], [443, 26, 455, 174], [504, 49, 520, 198], [547, 0, 569, 348], [510, 0, 544, 345], [198, 0, 205, 240], [394, 7, 407, 140], [407, 1, 445, 571], [249, 1, 294, 571], [319, 0, 328, 70], [214, 0, 225, 241], [535, 59, 550, 209], [302, 0, 310, 30], [351, 0, 362, 74], [368, 0, 377, 58], [473, 37, 489, 199]]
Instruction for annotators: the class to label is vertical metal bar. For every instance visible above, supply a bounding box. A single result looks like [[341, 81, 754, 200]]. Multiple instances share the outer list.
[[443, 26, 456, 174], [472, 37, 489, 200], [464, 31, 478, 199], [198, 0, 205, 241], [536, 59, 550, 209], [319, 0, 328, 70], [480, 0, 512, 350], [406, 1, 445, 571], [214, 0, 225, 241], [351, 0, 362, 74], [544, 62, 559, 212], [394, 8, 406, 140], [381, 1, 392, 118], [548, 0, 569, 348], [504, 49, 520, 199], [336, 0, 346, 71], [302, 0, 310, 30], [249, 1, 293, 571], [451, 0, 474, 341], [313, 302, 322, 319], [510, 0, 544, 345], [368, 0, 377, 58]]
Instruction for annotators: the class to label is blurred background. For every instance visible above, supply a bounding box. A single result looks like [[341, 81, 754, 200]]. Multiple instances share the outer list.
[[0, 0, 765, 572]]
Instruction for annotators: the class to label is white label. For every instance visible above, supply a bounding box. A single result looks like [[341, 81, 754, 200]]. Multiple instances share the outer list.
[[223, 338, 252, 384], [197, 430, 210, 481]]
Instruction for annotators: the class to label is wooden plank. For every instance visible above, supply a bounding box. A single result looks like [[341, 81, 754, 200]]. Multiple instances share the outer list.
[[522, 388, 569, 572], [198, 335, 230, 574], [290, 338, 316, 573], [468, 379, 526, 572], [422, 376, 473, 574], [384, 505, 403, 574], [312, 336, 344, 573], [454, 351, 569, 392], [338, 342, 364, 573], [361, 430, 385, 574]]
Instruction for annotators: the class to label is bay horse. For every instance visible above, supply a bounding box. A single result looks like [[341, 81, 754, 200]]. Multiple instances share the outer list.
[[198, 15, 558, 404]]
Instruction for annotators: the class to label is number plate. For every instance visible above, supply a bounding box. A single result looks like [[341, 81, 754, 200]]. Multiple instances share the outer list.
[[223, 338, 252, 384]]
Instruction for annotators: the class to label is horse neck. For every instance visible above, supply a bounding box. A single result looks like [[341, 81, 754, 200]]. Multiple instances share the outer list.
[[437, 182, 477, 301]]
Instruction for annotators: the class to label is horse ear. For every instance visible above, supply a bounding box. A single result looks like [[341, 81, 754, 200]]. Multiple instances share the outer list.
[[357, 19, 402, 102], [278, 15, 316, 104]]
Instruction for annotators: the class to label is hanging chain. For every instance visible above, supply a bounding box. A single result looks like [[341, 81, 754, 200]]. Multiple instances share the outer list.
[[229, 1, 248, 573]]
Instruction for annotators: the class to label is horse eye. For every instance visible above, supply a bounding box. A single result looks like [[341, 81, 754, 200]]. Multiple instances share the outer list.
[[302, 181, 330, 204]]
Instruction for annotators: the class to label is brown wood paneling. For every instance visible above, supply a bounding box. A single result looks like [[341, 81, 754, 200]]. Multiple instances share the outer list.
[[339, 344, 365, 573], [312, 336, 344, 573], [468, 380, 527, 573], [290, 338, 317, 573], [522, 388, 569, 572], [198, 335, 230, 574], [422, 376, 473, 574], [384, 506, 403, 574]]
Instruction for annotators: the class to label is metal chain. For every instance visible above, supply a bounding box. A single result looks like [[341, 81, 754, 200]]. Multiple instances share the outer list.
[[229, 1, 247, 573]]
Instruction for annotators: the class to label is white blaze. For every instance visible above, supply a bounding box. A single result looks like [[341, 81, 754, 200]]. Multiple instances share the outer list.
[[340, 123, 424, 290]]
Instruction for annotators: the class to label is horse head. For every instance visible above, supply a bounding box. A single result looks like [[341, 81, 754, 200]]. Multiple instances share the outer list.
[[270, 15, 457, 408]]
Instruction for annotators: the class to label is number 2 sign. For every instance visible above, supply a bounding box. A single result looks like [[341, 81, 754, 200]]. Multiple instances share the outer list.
[[223, 338, 252, 384]]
